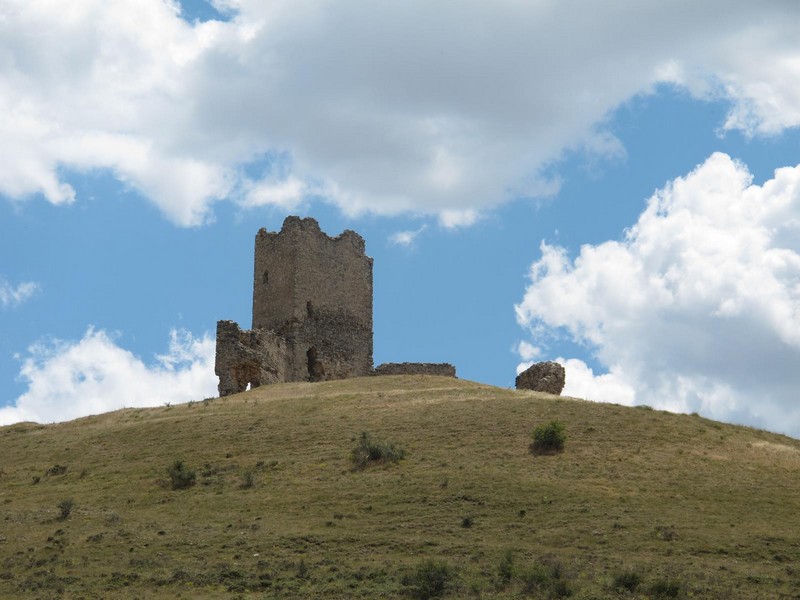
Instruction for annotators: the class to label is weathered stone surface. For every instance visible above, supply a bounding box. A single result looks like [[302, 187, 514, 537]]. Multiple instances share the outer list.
[[372, 362, 457, 378], [515, 361, 566, 395], [214, 320, 290, 397], [253, 216, 373, 381], [215, 216, 374, 396]]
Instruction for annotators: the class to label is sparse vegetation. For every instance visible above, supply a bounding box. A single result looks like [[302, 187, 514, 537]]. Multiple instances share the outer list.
[[0, 376, 798, 598], [519, 562, 551, 594], [650, 578, 681, 598], [240, 469, 255, 489], [530, 420, 566, 454], [296, 559, 309, 579], [57, 498, 73, 520], [497, 551, 515, 587], [350, 431, 405, 469], [402, 560, 455, 599], [612, 569, 642, 592], [166, 460, 196, 490]]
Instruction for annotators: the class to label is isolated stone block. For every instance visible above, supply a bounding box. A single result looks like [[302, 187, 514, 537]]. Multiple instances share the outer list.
[[515, 361, 565, 395]]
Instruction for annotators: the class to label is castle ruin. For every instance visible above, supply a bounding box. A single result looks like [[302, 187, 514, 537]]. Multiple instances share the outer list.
[[215, 216, 373, 396], [215, 216, 455, 396]]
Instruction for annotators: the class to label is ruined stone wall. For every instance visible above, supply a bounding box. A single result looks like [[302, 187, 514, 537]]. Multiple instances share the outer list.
[[372, 362, 457, 378], [252, 216, 373, 382], [214, 320, 290, 396]]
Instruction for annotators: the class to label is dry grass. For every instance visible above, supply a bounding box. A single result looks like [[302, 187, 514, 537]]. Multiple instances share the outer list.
[[1, 375, 799, 598]]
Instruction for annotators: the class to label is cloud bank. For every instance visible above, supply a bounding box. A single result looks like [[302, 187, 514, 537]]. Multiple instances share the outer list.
[[1, 0, 800, 225], [516, 152, 800, 436], [0, 328, 217, 425]]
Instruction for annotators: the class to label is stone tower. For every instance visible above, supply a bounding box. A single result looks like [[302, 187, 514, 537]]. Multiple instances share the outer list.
[[215, 216, 373, 396], [252, 216, 373, 381]]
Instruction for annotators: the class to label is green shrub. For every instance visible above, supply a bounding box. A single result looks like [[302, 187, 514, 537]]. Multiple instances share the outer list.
[[550, 578, 573, 598], [650, 579, 681, 598], [166, 460, 196, 490], [612, 570, 642, 592], [351, 432, 405, 470], [296, 559, 308, 579], [497, 551, 515, 587], [519, 563, 550, 594], [402, 560, 454, 599], [47, 464, 68, 476], [57, 498, 73, 521], [530, 421, 566, 455], [240, 469, 255, 489]]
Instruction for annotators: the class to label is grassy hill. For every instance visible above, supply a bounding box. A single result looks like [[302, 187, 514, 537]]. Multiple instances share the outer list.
[[1, 375, 799, 599]]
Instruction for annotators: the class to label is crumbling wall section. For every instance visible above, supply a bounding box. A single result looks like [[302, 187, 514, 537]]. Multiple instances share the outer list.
[[214, 320, 290, 397], [372, 362, 457, 378]]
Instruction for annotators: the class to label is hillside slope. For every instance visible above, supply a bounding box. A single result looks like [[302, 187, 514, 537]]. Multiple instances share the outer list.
[[1, 376, 799, 599]]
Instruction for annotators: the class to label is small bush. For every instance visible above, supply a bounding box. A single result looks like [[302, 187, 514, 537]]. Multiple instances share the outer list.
[[550, 579, 573, 598], [612, 570, 642, 592], [351, 432, 405, 470], [520, 563, 550, 594], [650, 579, 681, 598], [402, 560, 454, 599], [57, 498, 73, 521], [653, 525, 678, 541], [166, 460, 196, 490], [240, 469, 255, 489], [497, 551, 515, 587], [296, 559, 308, 579], [530, 421, 566, 455]]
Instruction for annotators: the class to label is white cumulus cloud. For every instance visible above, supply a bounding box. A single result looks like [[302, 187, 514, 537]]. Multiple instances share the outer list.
[[1, 1, 800, 225], [0, 327, 217, 425], [0, 276, 39, 308], [516, 152, 800, 436]]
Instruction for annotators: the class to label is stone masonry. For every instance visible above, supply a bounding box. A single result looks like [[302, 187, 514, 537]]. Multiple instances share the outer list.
[[372, 362, 456, 378], [215, 216, 373, 396], [215, 320, 290, 395]]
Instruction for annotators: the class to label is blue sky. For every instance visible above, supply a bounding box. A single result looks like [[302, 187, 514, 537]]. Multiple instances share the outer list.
[[2, 0, 800, 436]]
